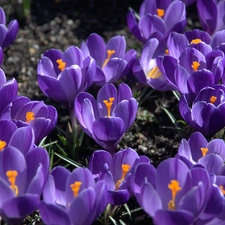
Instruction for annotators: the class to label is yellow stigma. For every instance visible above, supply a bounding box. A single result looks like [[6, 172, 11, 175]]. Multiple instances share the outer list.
[[190, 39, 202, 44], [103, 97, 115, 117], [0, 140, 6, 151], [210, 96, 217, 104], [191, 61, 200, 72], [6, 170, 19, 196], [147, 66, 162, 79], [26, 112, 35, 123], [56, 59, 66, 71], [70, 181, 82, 198], [168, 180, 182, 210], [200, 147, 208, 157], [220, 185, 225, 195], [165, 49, 169, 55], [157, 8, 165, 18], [115, 164, 131, 190], [102, 50, 115, 68]]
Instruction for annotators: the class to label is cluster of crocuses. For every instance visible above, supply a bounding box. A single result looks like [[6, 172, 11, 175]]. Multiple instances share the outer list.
[[2, 0, 225, 224]]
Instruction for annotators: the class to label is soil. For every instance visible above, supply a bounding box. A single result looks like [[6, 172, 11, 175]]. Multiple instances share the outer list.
[[1, 0, 198, 224]]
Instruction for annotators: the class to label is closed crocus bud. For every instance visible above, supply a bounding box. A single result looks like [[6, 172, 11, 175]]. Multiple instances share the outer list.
[[39, 167, 107, 225], [179, 85, 225, 138], [75, 83, 138, 154], [37, 46, 96, 108], [0, 7, 19, 49], [80, 33, 136, 85]]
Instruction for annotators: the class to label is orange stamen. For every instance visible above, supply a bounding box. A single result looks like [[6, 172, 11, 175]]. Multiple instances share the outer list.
[[157, 8, 165, 18], [220, 185, 225, 195], [147, 66, 162, 79], [210, 96, 217, 104], [168, 180, 182, 210], [103, 97, 115, 117], [165, 49, 169, 55], [115, 164, 131, 190], [0, 140, 6, 151], [190, 39, 202, 44], [70, 181, 82, 198], [56, 59, 66, 71], [26, 112, 35, 123], [200, 147, 208, 157], [102, 50, 115, 68], [6, 170, 19, 196], [191, 61, 200, 72]]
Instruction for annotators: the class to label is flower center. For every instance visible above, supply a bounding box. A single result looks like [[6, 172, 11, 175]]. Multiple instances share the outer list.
[[70, 181, 82, 198], [157, 8, 165, 18], [191, 61, 200, 72], [0, 140, 6, 151], [168, 180, 181, 210], [102, 50, 115, 68], [200, 147, 208, 157], [115, 164, 131, 190], [220, 185, 225, 195], [147, 66, 162, 79], [190, 39, 202, 44], [56, 59, 66, 71], [165, 49, 169, 55], [26, 112, 35, 123], [6, 170, 19, 196], [103, 97, 115, 117], [210, 96, 217, 104]]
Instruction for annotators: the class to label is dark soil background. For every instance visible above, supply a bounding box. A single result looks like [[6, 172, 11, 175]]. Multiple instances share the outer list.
[[1, 0, 198, 224]]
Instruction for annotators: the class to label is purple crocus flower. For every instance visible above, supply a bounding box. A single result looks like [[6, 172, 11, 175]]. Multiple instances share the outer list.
[[3, 96, 58, 144], [39, 167, 107, 225], [37, 46, 96, 108], [179, 85, 225, 138], [0, 145, 49, 225], [80, 33, 136, 85], [0, 69, 18, 117], [0, 120, 34, 155], [132, 157, 222, 225], [127, 0, 186, 43], [197, 0, 225, 36], [75, 83, 138, 153], [88, 148, 150, 205], [0, 7, 18, 49], [133, 38, 174, 91]]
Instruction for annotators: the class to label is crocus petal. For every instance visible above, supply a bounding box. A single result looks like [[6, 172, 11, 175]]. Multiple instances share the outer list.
[[62, 46, 84, 67], [106, 36, 126, 58]]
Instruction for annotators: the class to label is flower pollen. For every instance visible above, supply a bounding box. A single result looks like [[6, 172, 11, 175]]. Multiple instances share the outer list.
[[56, 59, 66, 71], [103, 97, 115, 117], [102, 50, 115, 68], [6, 170, 19, 196], [157, 8, 165, 18], [190, 39, 202, 44], [115, 164, 131, 190], [70, 181, 82, 198], [191, 61, 200, 71], [0, 140, 6, 151], [147, 66, 162, 79], [210, 96, 217, 104], [26, 112, 35, 123], [200, 147, 208, 157], [168, 180, 181, 210]]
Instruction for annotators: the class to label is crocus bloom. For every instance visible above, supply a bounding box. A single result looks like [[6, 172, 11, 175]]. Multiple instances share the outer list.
[[132, 157, 222, 225], [127, 0, 186, 43], [179, 85, 225, 138], [75, 83, 138, 153], [0, 69, 18, 117], [39, 167, 107, 225], [133, 38, 174, 91], [0, 145, 49, 225], [0, 7, 18, 48], [88, 148, 150, 205], [197, 0, 225, 36], [0, 120, 34, 155], [3, 96, 58, 144], [37, 46, 96, 108], [80, 33, 136, 85]]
